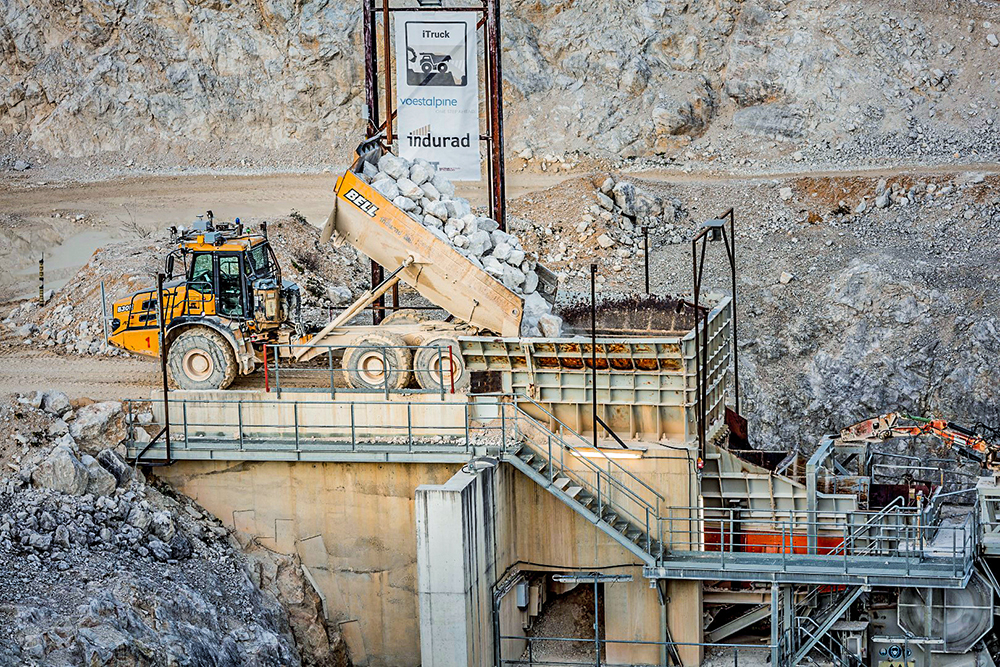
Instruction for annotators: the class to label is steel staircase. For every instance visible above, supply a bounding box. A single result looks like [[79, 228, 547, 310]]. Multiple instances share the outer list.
[[503, 401, 665, 566], [784, 585, 866, 667]]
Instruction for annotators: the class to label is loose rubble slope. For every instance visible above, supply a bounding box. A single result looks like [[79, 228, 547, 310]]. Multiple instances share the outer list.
[[0, 390, 348, 665]]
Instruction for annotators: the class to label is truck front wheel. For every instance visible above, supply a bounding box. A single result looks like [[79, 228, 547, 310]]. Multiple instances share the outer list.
[[167, 328, 238, 390]]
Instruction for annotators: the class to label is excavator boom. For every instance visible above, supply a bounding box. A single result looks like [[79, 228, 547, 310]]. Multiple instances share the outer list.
[[840, 411, 993, 468]]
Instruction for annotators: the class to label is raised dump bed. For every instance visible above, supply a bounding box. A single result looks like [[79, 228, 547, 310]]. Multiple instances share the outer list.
[[461, 295, 732, 444], [321, 145, 557, 337]]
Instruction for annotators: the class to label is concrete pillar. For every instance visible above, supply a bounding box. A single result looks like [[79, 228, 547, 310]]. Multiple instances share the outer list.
[[605, 570, 663, 665], [415, 466, 496, 667], [668, 580, 704, 666]]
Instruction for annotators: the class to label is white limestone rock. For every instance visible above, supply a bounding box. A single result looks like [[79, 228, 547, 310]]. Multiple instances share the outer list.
[[393, 195, 418, 212], [378, 153, 409, 179], [396, 177, 423, 200], [372, 178, 399, 200]]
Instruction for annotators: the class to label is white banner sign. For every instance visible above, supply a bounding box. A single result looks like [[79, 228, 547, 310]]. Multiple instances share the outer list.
[[395, 12, 480, 181]]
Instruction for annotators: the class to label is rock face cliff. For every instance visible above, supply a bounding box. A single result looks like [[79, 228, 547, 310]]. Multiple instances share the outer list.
[[2, 0, 999, 166]]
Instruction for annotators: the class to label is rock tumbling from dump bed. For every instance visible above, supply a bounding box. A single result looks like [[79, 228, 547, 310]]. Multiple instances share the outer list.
[[359, 151, 560, 337]]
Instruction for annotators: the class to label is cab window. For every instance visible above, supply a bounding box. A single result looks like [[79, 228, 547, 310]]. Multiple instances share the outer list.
[[217, 255, 244, 317], [247, 243, 273, 279], [189, 254, 214, 293]]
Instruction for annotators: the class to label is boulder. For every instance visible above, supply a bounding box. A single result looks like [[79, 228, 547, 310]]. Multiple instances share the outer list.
[[523, 271, 539, 294], [432, 173, 456, 197], [97, 449, 133, 487], [69, 402, 123, 445], [477, 217, 499, 233], [611, 181, 637, 216], [82, 454, 117, 496], [493, 241, 513, 261], [151, 511, 176, 542], [409, 162, 434, 185], [420, 182, 441, 201], [361, 160, 380, 180], [395, 177, 423, 200], [424, 200, 450, 221], [597, 192, 615, 211], [466, 230, 493, 256], [392, 195, 417, 212], [42, 391, 71, 416], [482, 256, 504, 276], [32, 446, 89, 495], [502, 265, 526, 290], [371, 177, 399, 200], [538, 314, 563, 338]]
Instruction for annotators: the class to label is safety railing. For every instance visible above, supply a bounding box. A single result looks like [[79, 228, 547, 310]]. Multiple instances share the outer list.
[[261, 342, 460, 398], [506, 395, 665, 560], [497, 636, 783, 667], [124, 396, 502, 461], [789, 616, 859, 667], [655, 503, 978, 579]]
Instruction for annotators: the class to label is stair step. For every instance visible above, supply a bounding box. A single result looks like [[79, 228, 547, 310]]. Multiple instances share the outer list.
[[553, 476, 571, 490], [603, 513, 618, 525], [614, 521, 629, 533], [530, 459, 548, 472], [520, 452, 535, 465], [565, 485, 583, 499]]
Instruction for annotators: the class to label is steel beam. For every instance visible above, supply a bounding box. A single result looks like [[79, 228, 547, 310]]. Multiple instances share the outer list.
[[707, 604, 770, 643]]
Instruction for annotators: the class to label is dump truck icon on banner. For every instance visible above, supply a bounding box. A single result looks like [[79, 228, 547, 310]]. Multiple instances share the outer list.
[[404, 21, 467, 86]]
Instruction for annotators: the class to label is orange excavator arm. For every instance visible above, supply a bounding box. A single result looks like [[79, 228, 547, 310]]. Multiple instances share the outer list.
[[840, 412, 994, 468]]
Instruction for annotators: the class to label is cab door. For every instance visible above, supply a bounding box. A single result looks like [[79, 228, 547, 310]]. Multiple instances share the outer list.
[[185, 252, 216, 315], [215, 253, 247, 319]]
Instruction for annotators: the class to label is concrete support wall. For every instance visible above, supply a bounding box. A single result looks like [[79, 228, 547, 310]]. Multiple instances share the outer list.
[[158, 460, 459, 667], [415, 467, 496, 667], [493, 453, 704, 666], [157, 442, 703, 666]]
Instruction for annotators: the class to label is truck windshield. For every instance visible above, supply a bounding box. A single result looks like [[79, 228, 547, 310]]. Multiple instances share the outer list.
[[247, 242, 273, 279]]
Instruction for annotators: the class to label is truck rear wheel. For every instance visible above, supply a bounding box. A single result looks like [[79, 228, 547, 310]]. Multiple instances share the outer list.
[[167, 328, 237, 390], [344, 332, 412, 391], [414, 337, 470, 392]]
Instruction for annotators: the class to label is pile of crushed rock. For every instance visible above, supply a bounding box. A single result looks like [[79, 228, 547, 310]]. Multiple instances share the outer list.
[[0, 391, 347, 665]]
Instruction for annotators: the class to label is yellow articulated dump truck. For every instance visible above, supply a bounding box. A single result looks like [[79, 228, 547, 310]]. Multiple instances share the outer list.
[[107, 143, 557, 392], [106, 213, 302, 390]]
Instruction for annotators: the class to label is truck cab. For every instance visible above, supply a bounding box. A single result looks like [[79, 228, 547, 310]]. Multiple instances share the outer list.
[[107, 215, 301, 389]]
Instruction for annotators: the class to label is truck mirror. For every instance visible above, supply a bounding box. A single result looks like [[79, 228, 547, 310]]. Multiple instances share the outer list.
[[165, 255, 175, 278]]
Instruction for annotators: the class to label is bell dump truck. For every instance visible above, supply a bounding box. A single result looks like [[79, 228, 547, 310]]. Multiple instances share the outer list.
[[107, 144, 557, 391]]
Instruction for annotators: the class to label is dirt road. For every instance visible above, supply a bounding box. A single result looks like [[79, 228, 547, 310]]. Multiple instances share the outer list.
[[0, 170, 572, 301], [1, 160, 995, 400]]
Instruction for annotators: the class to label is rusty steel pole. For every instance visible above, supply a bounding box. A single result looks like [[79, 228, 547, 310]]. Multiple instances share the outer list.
[[382, 0, 393, 145], [485, 0, 506, 230], [362, 0, 380, 137]]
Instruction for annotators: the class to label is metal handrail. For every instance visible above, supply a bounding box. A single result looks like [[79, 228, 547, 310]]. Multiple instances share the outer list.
[[827, 496, 906, 558], [512, 393, 665, 503], [509, 408, 660, 518]]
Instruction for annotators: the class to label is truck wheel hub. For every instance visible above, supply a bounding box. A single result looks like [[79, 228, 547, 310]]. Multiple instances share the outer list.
[[358, 351, 388, 383], [183, 349, 214, 381]]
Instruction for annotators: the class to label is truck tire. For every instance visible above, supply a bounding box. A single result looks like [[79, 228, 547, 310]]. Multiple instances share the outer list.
[[414, 337, 470, 392], [167, 328, 238, 390], [381, 309, 433, 325], [344, 332, 412, 391]]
